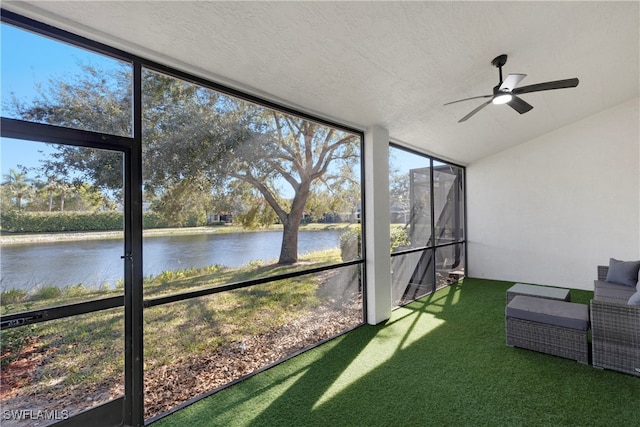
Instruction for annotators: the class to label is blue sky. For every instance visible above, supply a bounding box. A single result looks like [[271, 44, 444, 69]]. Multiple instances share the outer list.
[[1, 22, 122, 179], [1, 23, 120, 114], [1, 24, 59, 177]]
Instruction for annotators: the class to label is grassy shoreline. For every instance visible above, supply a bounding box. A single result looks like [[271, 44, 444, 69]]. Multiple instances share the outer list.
[[0, 222, 357, 246], [0, 246, 348, 313]]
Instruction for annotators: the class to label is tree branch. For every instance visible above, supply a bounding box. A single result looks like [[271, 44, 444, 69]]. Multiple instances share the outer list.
[[230, 171, 288, 221], [312, 134, 357, 176], [264, 158, 300, 191], [272, 113, 303, 171]]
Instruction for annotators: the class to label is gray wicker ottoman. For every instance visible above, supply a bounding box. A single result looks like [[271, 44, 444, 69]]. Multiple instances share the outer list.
[[506, 295, 590, 364]]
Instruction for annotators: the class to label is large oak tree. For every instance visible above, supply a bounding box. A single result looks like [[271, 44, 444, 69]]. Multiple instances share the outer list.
[[10, 65, 360, 264]]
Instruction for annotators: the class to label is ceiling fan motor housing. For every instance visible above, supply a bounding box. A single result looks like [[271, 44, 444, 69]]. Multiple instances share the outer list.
[[443, 53, 579, 122]]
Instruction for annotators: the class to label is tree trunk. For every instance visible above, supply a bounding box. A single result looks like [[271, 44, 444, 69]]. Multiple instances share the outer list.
[[278, 216, 301, 264], [277, 184, 309, 264]]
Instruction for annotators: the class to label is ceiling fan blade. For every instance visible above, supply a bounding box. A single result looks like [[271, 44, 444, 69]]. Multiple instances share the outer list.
[[513, 78, 579, 95], [444, 94, 492, 106], [459, 99, 492, 122], [499, 73, 527, 92], [507, 95, 534, 114]]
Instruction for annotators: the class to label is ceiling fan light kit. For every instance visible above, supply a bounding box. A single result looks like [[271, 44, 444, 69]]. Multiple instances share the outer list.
[[444, 54, 579, 122], [492, 93, 512, 105]]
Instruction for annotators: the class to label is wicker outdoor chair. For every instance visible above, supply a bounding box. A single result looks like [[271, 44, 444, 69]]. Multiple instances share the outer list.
[[590, 265, 640, 376]]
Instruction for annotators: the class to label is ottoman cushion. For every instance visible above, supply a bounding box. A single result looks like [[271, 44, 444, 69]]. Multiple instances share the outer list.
[[506, 295, 589, 331]]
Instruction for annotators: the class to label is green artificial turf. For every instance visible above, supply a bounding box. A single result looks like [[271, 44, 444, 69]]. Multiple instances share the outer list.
[[152, 278, 640, 427]]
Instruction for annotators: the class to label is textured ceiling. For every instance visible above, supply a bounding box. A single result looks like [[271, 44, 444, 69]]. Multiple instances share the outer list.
[[4, 1, 639, 164]]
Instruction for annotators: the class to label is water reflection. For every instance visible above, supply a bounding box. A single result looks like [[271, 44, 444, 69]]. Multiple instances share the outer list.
[[1, 230, 342, 290]]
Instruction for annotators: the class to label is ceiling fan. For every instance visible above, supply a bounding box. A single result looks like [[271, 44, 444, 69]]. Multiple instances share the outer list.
[[444, 54, 579, 123]]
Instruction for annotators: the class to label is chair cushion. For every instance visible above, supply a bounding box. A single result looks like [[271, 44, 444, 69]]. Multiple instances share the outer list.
[[594, 283, 636, 302], [606, 258, 640, 287], [628, 291, 640, 306], [594, 279, 629, 291], [506, 295, 589, 331]]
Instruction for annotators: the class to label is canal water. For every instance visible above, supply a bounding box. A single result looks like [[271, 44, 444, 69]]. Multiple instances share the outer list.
[[0, 229, 343, 291]]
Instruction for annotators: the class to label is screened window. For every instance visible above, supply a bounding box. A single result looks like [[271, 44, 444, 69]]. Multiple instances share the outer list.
[[140, 69, 364, 418], [389, 145, 465, 306], [0, 138, 125, 313]]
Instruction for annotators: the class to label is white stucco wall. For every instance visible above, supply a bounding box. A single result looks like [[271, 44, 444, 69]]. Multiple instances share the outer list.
[[467, 98, 640, 290]]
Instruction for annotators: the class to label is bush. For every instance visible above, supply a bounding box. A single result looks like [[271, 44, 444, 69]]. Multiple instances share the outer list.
[[340, 226, 412, 260], [0, 210, 188, 232], [63, 284, 88, 298], [142, 212, 170, 229], [339, 226, 361, 261], [390, 226, 410, 251], [1, 288, 28, 305], [185, 212, 208, 227], [0, 211, 123, 233], [33, 285, 62, 300]]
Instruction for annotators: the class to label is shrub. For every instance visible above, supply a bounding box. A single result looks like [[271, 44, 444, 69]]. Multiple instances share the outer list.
[[143, 212, 170, 229], [155, 270, 186, 284], [0, 211, 123, 233], [33, 285, 62, 300], [0, 210, 195, 232], [64, 284, 88, 298], [1, 288, 28, 305], [390, 226, 410, 251], [185, 212, 207, 227], [339, 226, 361, 261], [340, 225, 410, 259]]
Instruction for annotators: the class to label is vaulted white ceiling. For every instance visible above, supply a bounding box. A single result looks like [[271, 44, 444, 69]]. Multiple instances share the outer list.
[[4, 1, 639, 164]]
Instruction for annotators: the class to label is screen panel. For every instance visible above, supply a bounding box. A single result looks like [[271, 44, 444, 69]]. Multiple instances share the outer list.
[[1, 23, 132, 137]]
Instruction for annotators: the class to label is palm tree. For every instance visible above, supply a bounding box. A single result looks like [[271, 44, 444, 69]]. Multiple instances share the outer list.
[[46, 180, 59, 212], [57, 182, 76, 212], [2, 168, 32, 211]]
